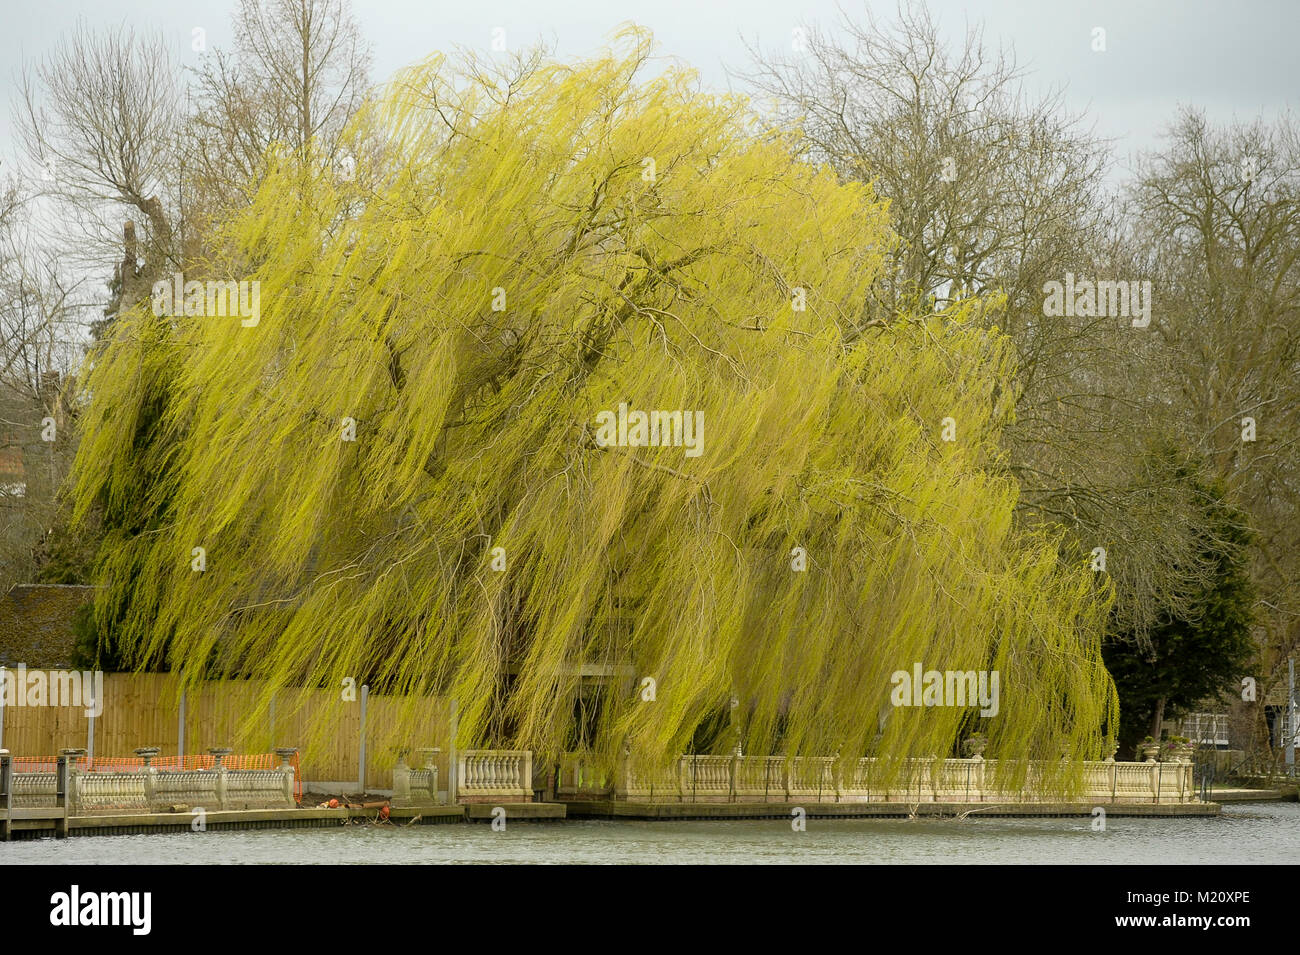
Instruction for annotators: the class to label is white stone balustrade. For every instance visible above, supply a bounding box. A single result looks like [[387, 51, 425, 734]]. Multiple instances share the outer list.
[[393, 748, 442, 806], [6, 756, 297, 813], [457, 750, 532, 802], [602, 755, 1200, 805]]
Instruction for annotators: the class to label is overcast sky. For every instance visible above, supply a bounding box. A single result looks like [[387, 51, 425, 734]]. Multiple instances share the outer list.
[[2, 0, 1296, 181]]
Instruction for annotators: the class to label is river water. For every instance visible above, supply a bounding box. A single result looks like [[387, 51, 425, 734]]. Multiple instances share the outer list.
[[4, 803, 1298, 864]]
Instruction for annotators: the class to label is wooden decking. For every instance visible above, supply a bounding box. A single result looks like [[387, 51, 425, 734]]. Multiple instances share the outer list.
[[0, 802, 560, 840]]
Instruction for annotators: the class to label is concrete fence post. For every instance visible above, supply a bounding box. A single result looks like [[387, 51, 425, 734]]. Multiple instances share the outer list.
[[448, 700, 459, 804], [358, 684, 369, 794], [86, 697, 96, 769], [177, 690, 186, 763], [423, 748, 441, 803]]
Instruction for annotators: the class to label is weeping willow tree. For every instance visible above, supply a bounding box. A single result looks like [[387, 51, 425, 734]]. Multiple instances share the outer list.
[[71, 29, 1117, 789]]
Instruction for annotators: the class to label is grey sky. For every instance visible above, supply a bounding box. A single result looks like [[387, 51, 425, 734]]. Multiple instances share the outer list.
[[2, 0, 1296, 179]]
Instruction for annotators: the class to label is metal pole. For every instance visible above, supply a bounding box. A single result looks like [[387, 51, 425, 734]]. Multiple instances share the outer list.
[[0, 666, 6, 751], [358, 684, 369, 794]]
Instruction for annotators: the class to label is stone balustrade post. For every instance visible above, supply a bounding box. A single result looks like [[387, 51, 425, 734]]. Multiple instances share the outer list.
[[419, 748, 441, 803], [209, 747, 232, 810], [134, 747, 160, 806], [614, 745, 630, 801], [393, 752, 411, 802], [521, 750, 532, 801], [59, 748, 85, 817], [275, 748, 298, 806], [0, 749, 11, 828]]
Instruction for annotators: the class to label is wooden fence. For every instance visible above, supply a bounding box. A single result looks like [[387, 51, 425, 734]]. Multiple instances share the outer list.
[[0, 672, 451, 791]]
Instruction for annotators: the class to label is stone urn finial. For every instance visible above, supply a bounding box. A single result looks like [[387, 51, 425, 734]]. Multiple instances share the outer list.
[[208, 747, 233, 770], [274, 747, 298, 771], [134, 746, 161, 769]]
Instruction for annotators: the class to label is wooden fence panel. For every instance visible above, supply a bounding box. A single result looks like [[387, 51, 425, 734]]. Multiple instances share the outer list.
[[0, 671, 451, 788]]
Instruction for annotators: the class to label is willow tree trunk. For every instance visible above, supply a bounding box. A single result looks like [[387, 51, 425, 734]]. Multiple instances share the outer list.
[[1148, 697, 1167, 742]]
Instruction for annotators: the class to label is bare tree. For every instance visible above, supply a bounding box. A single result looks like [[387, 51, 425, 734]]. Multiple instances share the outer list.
[[187, 0, 372, 219], [1131, 108, 1300, 765], [0, 176, 87, 590], [742, 3, 1217, 639], [17, 24, 184, 280]]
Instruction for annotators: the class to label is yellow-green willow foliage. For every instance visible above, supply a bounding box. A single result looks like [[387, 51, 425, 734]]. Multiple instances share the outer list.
[[71, 30, 1117, 787]]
